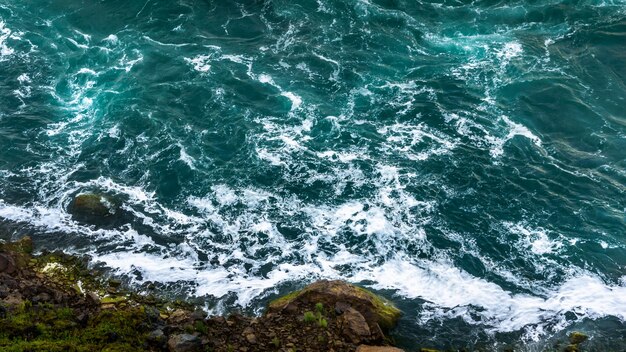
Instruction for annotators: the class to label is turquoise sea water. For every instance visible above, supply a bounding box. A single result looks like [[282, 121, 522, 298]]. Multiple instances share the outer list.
[[0, 0, 625, 350]]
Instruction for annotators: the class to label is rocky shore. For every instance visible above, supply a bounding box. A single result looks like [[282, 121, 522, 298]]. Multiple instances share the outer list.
[[0, 236, 407, 352]]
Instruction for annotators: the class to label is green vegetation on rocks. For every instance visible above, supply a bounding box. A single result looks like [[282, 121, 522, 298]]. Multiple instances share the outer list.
[[0, 238, 406, 351], [270, 280, 402, 330]]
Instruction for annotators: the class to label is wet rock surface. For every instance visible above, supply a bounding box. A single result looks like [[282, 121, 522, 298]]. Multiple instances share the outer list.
[[0, 238, 404, 352]]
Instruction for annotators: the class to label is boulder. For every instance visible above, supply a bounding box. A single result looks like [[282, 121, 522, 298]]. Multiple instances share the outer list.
[[269, 280, 401, 330], [167, 333, 202, 352], [357, 346, 405, 352], [569, 331, 588, 344], [16, 236, 33, 254], [69, 193, 118, 219], [339, 307, 371, 344], [0, 253, 16, 274], [1, 236, 33, 254], [148, 329, 166, 345]]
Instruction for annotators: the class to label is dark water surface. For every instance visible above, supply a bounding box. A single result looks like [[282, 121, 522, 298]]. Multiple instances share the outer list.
[[0, 0, 625, 350]]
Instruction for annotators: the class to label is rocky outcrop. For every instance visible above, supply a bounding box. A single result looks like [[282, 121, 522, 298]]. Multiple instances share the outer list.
[[269, 279, 402, 345], [68, 193, 119, 221], [0, 238, 405, 352], [564, 331, 589, 352]]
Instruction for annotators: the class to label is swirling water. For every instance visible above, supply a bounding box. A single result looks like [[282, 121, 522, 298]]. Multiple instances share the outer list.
[[0, 0, 625, 350]]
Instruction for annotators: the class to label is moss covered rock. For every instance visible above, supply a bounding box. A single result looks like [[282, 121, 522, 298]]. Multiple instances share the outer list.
[[1, 236, 33, 254], [569, 331, 588, 345], [269, 280, 401, 331], [69, 193, 118, 218]]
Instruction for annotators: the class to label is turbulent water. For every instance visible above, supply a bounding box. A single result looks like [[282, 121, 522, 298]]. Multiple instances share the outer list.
[[1, 0, 625, 350]]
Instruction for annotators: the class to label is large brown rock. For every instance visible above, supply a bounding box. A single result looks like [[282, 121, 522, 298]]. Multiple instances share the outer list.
[[269, 280, 401, 330], [356, 346, 405, 352], [69, 193, 118, 218], [339, 307, 371, 343], [167, 333, 202, 352], [0, 253, 16, 274]]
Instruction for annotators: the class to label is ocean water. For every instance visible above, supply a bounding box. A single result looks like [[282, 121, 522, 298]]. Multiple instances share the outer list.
[[0, 0, 625, 350]]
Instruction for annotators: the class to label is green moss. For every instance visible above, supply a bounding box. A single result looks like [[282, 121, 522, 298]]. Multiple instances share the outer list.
[[1, 236, 34, 254], [0, 303, 151, 352], [569, 331, 588, 345], [303, 311, 316, 323], [269, 289, 302, 309], [271, 337, 281, 347], [100, 296, 127, 305], [354, 286, 401, 329], [194, 320, 208, 334]]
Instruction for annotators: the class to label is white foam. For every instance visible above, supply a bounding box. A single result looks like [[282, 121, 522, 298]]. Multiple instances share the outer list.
[[107, 125, 121, 139], [355, 258, 626, 335], [186, 54, 213, 73], [77, 68, 98, 76], [496, 42, 523, 62], [281, 92, 302, 110], [488, 116, 542, 158], [14, 73, 32, 100], [0, 21, 15, 59], [178, 144, 196, 170], [504, 222, 562, 255], [117, 50, 144, 72], [221, 54, 252, 65], [103, 34, 119, 44], [211, 185, 238, 206], [17, 73, 30, 83]]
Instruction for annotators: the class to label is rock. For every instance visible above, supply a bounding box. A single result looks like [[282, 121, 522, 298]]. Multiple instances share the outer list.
[[167, 333, 202, 352], [76, 312, 90, 325], [0, 284, 10, 298], [339, 307, 371, 344], [245, 333, 257, 344], [168, 309, 190, 325], [0, 253, 16, 274], [86, 292, 100, 305], [32, 292, 52, 303], [15, 236, 34, 254], [243, 326, 257, 344], [190, 309, 206, 321], [108, 279, 122, 288], [69, 193, 118, 221], [3, 294, 24, 307], [148, 329, 165, 343], [269, 280, 401, 330], [357, 346, 405, 352], [569, 331, 588, 345]]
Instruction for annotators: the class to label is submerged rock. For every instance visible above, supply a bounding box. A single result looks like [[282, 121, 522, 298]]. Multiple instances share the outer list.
[[69, 193, 118, 217], [269, 280, 402, 331]]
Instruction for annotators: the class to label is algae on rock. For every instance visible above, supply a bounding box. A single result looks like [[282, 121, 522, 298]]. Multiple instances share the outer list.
[[269, 280, 401, 330]]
